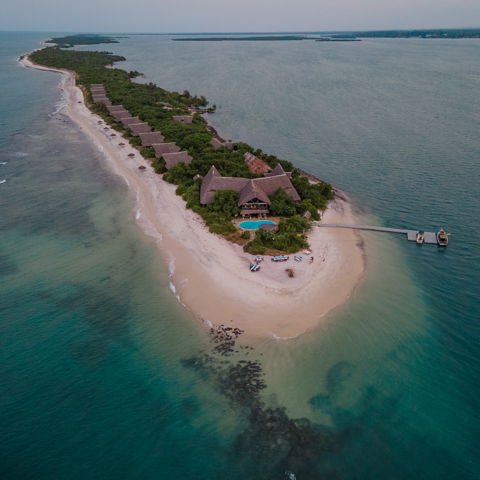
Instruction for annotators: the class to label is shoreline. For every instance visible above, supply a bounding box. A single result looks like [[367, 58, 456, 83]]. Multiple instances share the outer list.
[[19, 52, 366, 339]]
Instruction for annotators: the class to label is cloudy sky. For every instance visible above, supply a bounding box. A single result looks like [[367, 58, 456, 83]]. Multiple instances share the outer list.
[[2, 0, 480, 33]]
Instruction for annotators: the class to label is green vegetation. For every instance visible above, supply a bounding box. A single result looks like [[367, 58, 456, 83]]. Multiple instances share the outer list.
[[208, 191, 240, 218], [29, 42, 335, 253], [244, 216, 310, 254], [48, 35, 120, 47]]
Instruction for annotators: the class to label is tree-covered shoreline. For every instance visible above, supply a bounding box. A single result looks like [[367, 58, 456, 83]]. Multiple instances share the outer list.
[[29, 41, 334, 254]]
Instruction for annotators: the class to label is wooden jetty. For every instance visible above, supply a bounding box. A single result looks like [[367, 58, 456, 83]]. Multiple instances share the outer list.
[[315, 224, 442, 245]]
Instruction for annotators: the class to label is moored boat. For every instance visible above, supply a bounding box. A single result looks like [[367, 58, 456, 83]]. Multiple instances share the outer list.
[[437, 228, 449, 246], [416, 231, 425, 244]]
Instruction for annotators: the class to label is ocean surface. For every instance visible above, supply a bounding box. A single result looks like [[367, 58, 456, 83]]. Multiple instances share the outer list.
[[1, 32, 479, 479]]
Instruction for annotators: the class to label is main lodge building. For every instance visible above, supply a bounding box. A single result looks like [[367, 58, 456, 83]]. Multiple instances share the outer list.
[[200, 164, 301, 217]]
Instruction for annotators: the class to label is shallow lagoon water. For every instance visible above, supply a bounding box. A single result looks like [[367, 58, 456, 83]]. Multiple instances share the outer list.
[[1, 32, 479, 479]]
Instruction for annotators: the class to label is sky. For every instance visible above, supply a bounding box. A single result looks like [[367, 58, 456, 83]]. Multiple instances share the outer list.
[[2, 0, 480, 33]]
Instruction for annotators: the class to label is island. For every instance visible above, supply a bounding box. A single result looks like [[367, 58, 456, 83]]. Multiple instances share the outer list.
[[20, 35, 365, 338]]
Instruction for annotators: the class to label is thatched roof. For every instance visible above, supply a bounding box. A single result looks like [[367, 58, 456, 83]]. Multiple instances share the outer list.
[[121, 116, 141, 126], [200, 165, 300, 205], [238, 179, 271, 205], [139, 132, 165, 147], [111, 110, 130, 121], [107, 105, 126, 112], [210, 138, 234, 150], [265, 164, 292, 178], [152, 143, 180, 157], [129, 123, 152, 136], [173, 115, 193, 123], [163, 151, 193, 170], [244, 152, 272, 175], [90, 84, 104, 88]]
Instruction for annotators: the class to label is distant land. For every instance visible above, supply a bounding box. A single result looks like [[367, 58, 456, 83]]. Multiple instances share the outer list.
[[47, 35, 121, 48], [171, 28, 480, 41], [172, 35, 361, 42], [349, 28, 480, 39]]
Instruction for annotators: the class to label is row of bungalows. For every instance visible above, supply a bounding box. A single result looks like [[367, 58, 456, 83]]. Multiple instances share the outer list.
[[90, 84, 111, 105], [135, 134, 192, 170], [200, 164, 300, 217], [101, 99, 193, 170]]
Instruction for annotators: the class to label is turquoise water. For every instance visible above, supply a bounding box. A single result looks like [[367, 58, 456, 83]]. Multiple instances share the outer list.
[[239, 220, 276, 229], [1, 32, 479, 479]]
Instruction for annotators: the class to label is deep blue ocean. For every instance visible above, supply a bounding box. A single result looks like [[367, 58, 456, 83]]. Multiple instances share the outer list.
[[1, 32, 479, 479]]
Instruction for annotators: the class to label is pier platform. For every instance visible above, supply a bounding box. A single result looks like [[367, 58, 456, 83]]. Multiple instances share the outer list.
[[315, 224, 440, 244]]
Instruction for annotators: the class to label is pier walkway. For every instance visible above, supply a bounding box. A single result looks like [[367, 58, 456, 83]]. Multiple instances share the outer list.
[[315, 224, 439, 244]]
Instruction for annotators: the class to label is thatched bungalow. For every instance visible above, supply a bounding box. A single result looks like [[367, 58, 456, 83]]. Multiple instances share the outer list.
[[139, 132, 165, 147], [210, 138, 235, 150], [244, 152, 272, 175], [107, 105, 126, 113], [129, 123, 152, 136], [90, 84, 104, 89], [173, 115, 193, 124], [200, 165, 300, 217], [111, 110, 130, 121], [152, 143, 181, 157], [92, 96, 111, 105], [163, 152, 193, 170], [120, 116, 142, 126]]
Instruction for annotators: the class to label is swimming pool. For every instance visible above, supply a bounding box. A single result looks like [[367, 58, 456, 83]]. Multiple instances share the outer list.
[[238, 220, 276, 230]]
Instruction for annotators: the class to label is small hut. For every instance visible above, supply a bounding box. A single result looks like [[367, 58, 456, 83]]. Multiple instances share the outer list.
[[111, 110, 130, 121], [139, 132, 165, 147], [152, 143, 180, 158], [129, 123, 152, 136], [244, 152, 272, 175], [107, 105, 126, 113], [120, 116, 142, 126], [163, 152, 193, 170]]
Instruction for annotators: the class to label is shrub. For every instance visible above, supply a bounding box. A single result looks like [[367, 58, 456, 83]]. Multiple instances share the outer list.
[[207, 190, 240, 218], [140, 147, 155, 159], [241, 230, 251, 240]]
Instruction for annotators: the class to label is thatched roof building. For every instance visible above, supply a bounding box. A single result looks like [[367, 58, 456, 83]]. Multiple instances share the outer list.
[[244, 152, 272, 175], [173, 115, 193, 124], [152, 143, 181, 157], [139, 132, 165, 147], [210, 138, 235, 150], [107, 105, 126, 113], [200, 165, 300, 216], [264, 163, 292, 178], [120, 116, 141, 126], [129, 123, 152, 136], [111, 109, 130, 121], [163, 152, 193, 170], [90, 84, 104, 89]]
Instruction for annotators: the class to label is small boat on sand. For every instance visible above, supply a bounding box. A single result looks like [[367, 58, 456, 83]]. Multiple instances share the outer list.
[[272, 255, 289, 262], [250, 263, 261, 272], [416, 231, 425, 244], [437, 228, 449, 246]]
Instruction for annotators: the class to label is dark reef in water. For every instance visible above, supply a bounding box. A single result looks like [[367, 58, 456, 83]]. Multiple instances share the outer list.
[[181, 325, 350, 478]]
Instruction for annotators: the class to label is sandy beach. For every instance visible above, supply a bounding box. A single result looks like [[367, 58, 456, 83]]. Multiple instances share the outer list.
[[20, 53, 365, 339]]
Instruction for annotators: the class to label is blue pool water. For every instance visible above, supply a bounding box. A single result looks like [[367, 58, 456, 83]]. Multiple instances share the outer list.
[[239, 220, 276, 230]]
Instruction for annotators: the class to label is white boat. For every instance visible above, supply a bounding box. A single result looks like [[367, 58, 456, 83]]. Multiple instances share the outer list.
[[0, 179, 6, 184]]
